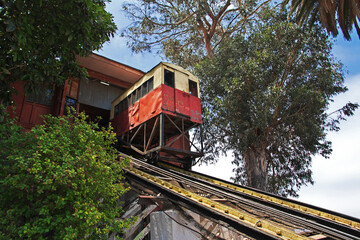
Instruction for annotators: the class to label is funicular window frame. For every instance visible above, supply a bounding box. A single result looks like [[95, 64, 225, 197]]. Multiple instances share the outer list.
[[164, 69, 175, 88], [189, 79, 198, 97], [26, 85, 55, 106], [114, 77, 155, 117]]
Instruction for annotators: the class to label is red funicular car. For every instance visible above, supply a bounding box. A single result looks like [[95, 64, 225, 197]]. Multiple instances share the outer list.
[[110, 62, 203, 169]]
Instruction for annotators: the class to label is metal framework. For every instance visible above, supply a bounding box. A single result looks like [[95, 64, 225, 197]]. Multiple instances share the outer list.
[[119, 113, 203, 168]]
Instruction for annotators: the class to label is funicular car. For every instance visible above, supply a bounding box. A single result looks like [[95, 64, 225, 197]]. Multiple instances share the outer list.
[[110, 62, 203, 169]]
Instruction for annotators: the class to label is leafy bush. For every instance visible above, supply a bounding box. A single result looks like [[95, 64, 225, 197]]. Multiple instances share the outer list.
[[0, 108, 132, 239]]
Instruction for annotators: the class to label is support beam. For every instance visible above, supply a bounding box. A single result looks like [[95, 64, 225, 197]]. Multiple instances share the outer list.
[[145, 116, 159, 152], [160, 113, 164, 147]]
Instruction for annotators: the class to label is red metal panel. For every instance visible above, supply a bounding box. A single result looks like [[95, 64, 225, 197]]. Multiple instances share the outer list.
[[30, 104, 52, 125], [112, 86, 163, 136], [19, 102, 52, 129], [162, 84, 175, 112], [175, 88, 190, 117], [129, 101, 140, 128], [112, 84, 202, 136], [189, 95, 202, 124], [165, 134, 190, 151], [20, 102, 33, 124], [112, 110, 129, 136], [139, 86, 162, 123]]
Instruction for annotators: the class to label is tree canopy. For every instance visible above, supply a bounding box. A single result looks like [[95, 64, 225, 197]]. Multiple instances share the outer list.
[[122, 0, 360, 69], [196, 11, 358, 196], [122, 0, 272, 67], [0, 0, 116, 105], [0, 109, 132, 239]]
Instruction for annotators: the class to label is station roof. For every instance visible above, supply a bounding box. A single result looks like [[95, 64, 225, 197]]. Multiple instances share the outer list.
[[77, 53, 145, 88]]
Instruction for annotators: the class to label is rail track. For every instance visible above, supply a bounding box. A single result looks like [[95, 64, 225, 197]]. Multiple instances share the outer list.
[[121, 153, 360, 239]]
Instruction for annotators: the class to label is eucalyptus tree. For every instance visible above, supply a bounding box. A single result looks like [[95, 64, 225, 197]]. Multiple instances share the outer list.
[[284, 0, 360, 40], [196, 11, 358, 196], [122, 0, 272, 67], [0, 0, 116, 106]]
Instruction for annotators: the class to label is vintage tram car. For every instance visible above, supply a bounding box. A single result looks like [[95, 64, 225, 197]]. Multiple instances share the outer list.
[[110, 62, 203, 169]]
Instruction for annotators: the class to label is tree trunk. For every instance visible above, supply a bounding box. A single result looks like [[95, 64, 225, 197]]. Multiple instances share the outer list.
[[243, 144, 268, 191]]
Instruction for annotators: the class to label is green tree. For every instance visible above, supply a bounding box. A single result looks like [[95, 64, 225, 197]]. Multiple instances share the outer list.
[[0, 108, 132, 239], [196, 11, 358, 196], [283, 0, 360, 40], [0, 0, 116, 106], [122, 0, 272, 67]]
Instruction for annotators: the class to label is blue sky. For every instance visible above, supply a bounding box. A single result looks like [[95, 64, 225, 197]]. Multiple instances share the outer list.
[[97, 1, 360, 218]]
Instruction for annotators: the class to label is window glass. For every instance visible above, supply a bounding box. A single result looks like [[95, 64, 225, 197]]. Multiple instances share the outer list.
[[115, 102, 120, 116], [139, 85, 144, 99], [189, 80, 198, 97], [27, 86, 54, 106], [122, 98, 128, 112], [64, 97, 76, 114], [135, 88, 140, 102], [142, 81, 148, 96], [148, 77, 154, 91], [164, 69, 174, 88], [129, 94, 133, 106]]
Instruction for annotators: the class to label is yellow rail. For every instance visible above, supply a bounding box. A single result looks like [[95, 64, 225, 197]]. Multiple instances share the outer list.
[[160, 162, 360, 230], [125, 165, 309, 240]]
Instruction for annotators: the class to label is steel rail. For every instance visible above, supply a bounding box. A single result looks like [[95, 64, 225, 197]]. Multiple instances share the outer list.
[[131, 158, 359, 239], [124, 164, 309, 240], [160, 162, 360, 232]]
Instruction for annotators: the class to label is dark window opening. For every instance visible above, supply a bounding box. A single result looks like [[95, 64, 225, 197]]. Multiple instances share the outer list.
[[142, 77, 154, 97], [127, 96, 131, 108], [122, 98, 128, 112], [114, 97, 129, 117], [164, 69, 175, 88], [115, 102, 120, 116], [134, 88, 140, 102], [189, 80, 198, 97], [27, 86, 54, 106], [64, 97, 77, 114], [148, 77, 154, 91], [142, 81, 148, 97]]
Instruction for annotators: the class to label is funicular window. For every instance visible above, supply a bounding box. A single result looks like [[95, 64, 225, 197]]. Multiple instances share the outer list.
[[134, 88, 140, 102], [116, 97, 129, 116], [128, 93, 134, 106], [164, 69, 175, 88], [122, 98, 128, 112], [148, 77, 153, 91], [189, 80, 198, 97], [27, 85, 54, 106], [115, 103, 120, 116], [142, 80, 148, 96], [142, 77, 154, 97], [131, 92, 136, 104]]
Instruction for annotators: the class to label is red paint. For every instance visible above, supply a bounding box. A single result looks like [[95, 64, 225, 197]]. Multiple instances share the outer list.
[[8, 82, 52, 130], [112, 84, 202, 136], [162, 85, 175, 112]]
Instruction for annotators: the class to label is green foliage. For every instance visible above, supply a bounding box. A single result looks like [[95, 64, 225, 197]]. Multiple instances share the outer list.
[[0, 0, 117, 105], [283, 0, 360, 40], [121, 0, 267, 68], [0, 108, 132, 239], [196, 10, 358, 196]]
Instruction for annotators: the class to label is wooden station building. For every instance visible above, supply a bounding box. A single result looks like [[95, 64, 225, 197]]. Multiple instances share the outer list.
[[10, 53, 144, 130]]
